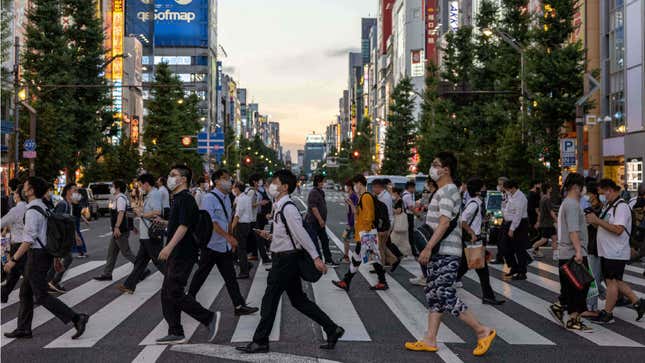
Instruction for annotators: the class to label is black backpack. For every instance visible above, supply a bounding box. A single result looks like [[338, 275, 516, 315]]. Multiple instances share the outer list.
[[27, 205, 75, 257], [359, 193, 390, 232], [193, 192, 230, 248]]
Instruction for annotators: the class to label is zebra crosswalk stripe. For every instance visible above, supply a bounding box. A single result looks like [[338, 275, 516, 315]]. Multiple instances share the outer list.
[[1, 263, 133, 347], [45, 271, 165, 348], [4, 260, 105, 307]]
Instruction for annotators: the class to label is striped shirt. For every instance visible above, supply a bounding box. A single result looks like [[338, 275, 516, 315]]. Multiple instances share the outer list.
[[425, 183, 462, 257]]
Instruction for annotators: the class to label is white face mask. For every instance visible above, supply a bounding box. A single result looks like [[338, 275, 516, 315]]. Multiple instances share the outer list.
[[220, 179, 232, 192], [353, 184, 360, 194], [268, 183, 280, 198], [110, 187, 116, 195], [166, 176, 179, 191], [258, 180, 264, 187], [429, 167, 442, 181], [202, 183, 209, 191], [599, 194, 607, 204], [71, 192, 82, 203]]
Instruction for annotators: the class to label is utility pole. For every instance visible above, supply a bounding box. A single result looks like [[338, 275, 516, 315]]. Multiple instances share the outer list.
[[13, 37, 20, 177]]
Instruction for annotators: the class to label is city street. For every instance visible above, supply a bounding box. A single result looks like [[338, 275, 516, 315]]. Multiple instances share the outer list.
[[1, 189, 644, 363]]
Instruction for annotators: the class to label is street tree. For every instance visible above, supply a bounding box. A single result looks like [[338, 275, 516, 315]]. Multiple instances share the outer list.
[[350, 117, 374, 174], [80, 140, 140, 184], [1, 0, 13, 114], [382, 77, 415, 175], [142, 63, 202, 177]]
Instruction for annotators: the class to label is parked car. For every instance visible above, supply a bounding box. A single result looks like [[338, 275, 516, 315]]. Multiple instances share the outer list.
[[88, 182, 113, 216], [483, 190, 504, 245], [324, 180, 335, 189], [407, 174, 428, 198], [78, 188, 99, 220]]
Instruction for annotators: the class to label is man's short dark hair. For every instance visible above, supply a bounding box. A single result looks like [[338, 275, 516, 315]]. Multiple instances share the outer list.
[[436, 151, 457, 178], [171, 164, 193, 185], [352, 174, 367, 186], [61, 183, 77, 199], [392, 187, 402, 195], [405, 181, 415, 190], [531, 180, 541, 188], [564, 173, 585, 191], [313, 174, 325, 186], [212, 168, 229, 181], [234, 181, 245, 192], [196, 176, 206, 185], [598, 178, 620, 191], [158, 176, 166, 184], [27, 176, 48, 198], [274, 169, 297, 194], [8, 178, 21, 192], [542, 182, 553, 193], [638, 183, 645, 197], [344, 178, 354, 188], [382, 178, 392, 185], [249, 173, 262, 186], [503, 179, 519, 190], [15, 184, 26, 202], [113, 180, 127, 193], [372, 178, 387, 187], [586, 182, 599, 198], [138, 173, 156, 187], [466, 177, 484, 196]]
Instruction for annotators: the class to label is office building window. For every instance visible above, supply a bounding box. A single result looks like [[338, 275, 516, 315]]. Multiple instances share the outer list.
[[155, 56, 192, 65]]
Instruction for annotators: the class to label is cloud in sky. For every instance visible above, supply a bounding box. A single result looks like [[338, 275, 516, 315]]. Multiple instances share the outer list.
[[218, 0, 377, 157]]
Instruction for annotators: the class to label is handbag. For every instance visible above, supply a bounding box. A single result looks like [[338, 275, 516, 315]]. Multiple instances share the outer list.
[[142, 218, 165, 241], [465, 243, 485, 269], [560, 258, 594, 291], [393, 213, 408, 233], [279, 202, 322, 283]]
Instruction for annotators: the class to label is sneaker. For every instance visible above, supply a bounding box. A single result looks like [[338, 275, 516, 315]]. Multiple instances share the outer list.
[[325, 260, 339, 268], [370, 282, 389, 291], [48, 281, 66, 293], [633, 298, 645, 321], [235, 305, 259, 316], [116, 284, 134, 294], [207, 311, 221, 342], [454, 281, 463, 288], [548, 303, 565, 327], [566, 317, 593, 332], [156, 334, 187, 345], [75, 254, 88, 259], [409, 276, 426, 286], [390, 258, 402, 273], [590, 310, 615, 324], [332, 280, 349, 291], [532, 249, 544, 258]]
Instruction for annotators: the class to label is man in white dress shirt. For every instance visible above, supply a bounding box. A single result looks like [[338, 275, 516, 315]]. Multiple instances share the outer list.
[[500, 179, 532, 280]]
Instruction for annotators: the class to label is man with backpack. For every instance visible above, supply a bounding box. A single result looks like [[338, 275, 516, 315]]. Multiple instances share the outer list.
[[155, 165, 221, 344], [94, 180, 136, 281], [402, 181, 418, 257], [187, 169, 258, 316], [332, 174, 389, 291], [586, 178, 645, 323], [305, 174, 337, 267], [3, 176, 89, 340], [372, 178, 402, 271], [629, 183, 645, 263]]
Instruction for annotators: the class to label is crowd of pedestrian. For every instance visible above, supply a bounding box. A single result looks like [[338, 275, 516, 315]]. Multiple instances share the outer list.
[[2, 149, 645, 357]]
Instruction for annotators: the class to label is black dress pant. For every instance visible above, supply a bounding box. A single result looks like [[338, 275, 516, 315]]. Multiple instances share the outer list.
[[1, 244, 27, 302], [306, 221, 334, 262], [407, 214, 418, 256], [123, 238, 166, 291], [457, 251, 495, 300], [17, 249, 77, 332], [188, 248, 245, 308], [235, 223, 252, 275], [253, 251, 337, 345], [501, 220, 531, 274], [161, 253, 213, 336]]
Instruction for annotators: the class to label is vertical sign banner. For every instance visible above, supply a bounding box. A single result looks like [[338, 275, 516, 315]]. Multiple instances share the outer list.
[[448, 1, 459, 32], [112, 0, 124, 120], [410, 49, 425, 77], [131, 117, 140, 144], [560, 138, 576, 167], [425, 0, 437, 63]]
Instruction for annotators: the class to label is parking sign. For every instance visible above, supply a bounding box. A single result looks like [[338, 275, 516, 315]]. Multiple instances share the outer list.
[[560, 138, 576, 167]]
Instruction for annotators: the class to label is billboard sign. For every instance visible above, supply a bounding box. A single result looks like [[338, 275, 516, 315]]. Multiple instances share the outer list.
[[126, 0, 208, 48], [411, 49, 425, 77], [425, 0, 437, 63]]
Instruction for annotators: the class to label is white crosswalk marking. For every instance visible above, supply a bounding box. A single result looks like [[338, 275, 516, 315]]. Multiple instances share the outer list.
[[626, 264, 644, 275], [46, 271, 165, 348], [133, 270, 226, 363], [479, 270, 643, 347], [4, 260, 105, 307], [1, 263, 133, 347], [231, 264, 281, 342], [311, 267, 371, 341], [400, 260, 554, 345], [488, 263, 645, 329], [326, 227, 464, 363]]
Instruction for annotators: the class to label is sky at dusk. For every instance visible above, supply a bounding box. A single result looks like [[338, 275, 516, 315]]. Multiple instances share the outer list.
[[218, 0, 377, 158]]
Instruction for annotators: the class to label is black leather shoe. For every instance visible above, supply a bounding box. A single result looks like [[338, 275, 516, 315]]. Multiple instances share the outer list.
[[93, 275, 112, 281], [235, 305, 259, 316], [72, 313, 89, 339], [4, 330, 32, 339], [320, 326, 345, 349], [482, 297, 506, 305], [236, 342, 269, 353], [511, 273, 527, 281], [237, 273, 250, 279]]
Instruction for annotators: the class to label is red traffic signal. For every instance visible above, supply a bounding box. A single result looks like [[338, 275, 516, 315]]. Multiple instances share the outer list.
[[352, 150, 360, 159], [181, 136, 192, 147], [244, 156, 252, 165]]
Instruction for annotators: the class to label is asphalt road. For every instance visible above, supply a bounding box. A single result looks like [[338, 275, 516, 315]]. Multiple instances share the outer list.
[[2, 188, 645, 363]]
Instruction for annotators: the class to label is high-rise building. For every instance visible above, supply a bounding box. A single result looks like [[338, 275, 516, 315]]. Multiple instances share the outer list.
[[237, 88, 248, 138], [339, 90, 350, 141], [303, 133, 325, 177], [348, 52, 363, 138], [122, 36, 144, 148]]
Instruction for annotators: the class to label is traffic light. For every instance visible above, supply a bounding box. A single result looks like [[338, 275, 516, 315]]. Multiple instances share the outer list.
[[352, 150, 360, 159], [322, 170, 327, 176], [244, 156, 252, 165], [181, 136, 192, 147]]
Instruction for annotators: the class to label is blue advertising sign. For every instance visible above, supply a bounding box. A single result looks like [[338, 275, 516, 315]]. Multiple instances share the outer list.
[[216, 61, 222, 91], [126, 0, 208, 48]]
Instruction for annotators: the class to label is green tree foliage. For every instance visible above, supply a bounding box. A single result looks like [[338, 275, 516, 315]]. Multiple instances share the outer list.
[[237, 135, 283, 182], [1, 0, 13, 102], [382, 78, 415, 175], [80, 140, 140, 184], [142, 63, 202, 177], [350, 117, 374, 174]]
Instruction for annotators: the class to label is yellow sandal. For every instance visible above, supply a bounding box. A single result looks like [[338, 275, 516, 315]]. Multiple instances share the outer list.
[[404, 341, 439, 352], [473, 329, 496, 356]]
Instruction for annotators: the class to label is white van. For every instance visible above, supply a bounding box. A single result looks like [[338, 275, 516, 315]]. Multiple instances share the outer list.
[[88, 182, 113, 216], [366, 175, 408, 193]]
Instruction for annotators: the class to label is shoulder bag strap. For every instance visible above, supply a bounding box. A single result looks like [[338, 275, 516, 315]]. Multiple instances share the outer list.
[[465, 200, 479, 227], [210, 192, 230, 220], [26, 205, 48, 249], [279, 202, 299, 250]]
